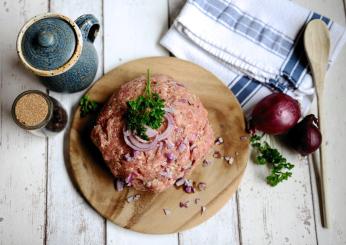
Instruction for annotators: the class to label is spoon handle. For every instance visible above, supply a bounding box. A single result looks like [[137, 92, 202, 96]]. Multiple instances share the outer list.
[[316, 94, 329, 228]]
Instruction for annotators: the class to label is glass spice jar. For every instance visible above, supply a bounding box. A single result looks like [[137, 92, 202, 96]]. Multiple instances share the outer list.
[[12, 90, 67, 137]]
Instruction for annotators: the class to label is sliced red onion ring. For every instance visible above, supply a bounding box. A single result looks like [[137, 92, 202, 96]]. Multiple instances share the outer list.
[[157, 112, 174, 141], [123, 127, 158, 151], [164, 107, 175, 113], [157, 142, 164, 152], [134, 134, 149, 143], [145, 125, 158, 138], [128, 134, 158, 150]]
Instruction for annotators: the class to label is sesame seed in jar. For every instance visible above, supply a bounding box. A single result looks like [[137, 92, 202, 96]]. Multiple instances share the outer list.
[[14, 93, 49, 127]]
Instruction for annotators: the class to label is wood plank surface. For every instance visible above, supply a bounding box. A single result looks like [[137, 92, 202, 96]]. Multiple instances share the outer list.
[[178, 197, 240, 245], [46, 1, 105, 244], [103, 0, 178, 244], [0, 0, 48, 244]]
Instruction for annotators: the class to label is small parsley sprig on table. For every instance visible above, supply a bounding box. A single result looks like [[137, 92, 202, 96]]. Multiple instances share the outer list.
[[79, 95, 100, 117], [124, 69, 165, 140], [250, 134, 294, 186]]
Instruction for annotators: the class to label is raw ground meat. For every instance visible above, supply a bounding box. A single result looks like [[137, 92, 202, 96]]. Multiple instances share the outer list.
[[91, 74, 214, 192]]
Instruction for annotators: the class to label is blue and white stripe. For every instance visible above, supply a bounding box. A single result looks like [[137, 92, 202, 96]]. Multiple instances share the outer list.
[[228, 76, 261, 107], [280, 12, 332, 88], [189, 0, 294, 58]]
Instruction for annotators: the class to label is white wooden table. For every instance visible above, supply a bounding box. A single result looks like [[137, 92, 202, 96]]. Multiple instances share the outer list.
[[1, 0, 346, 244]]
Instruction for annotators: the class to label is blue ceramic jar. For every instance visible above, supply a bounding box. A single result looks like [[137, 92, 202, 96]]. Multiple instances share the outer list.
[[17, 13, 100, 93]]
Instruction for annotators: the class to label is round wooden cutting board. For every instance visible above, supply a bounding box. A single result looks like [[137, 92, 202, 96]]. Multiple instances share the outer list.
[[69, 57, 249, 234]]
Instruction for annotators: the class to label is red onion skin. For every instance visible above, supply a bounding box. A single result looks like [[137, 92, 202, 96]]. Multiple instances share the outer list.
[[250, 93, 301, 135], [287, 114, 322, 156]]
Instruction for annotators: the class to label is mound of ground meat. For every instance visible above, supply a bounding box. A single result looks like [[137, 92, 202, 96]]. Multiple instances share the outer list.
[[91, 74, 214, 192]]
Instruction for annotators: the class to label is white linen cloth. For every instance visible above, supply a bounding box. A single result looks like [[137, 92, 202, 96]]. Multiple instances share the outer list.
[[160, 0, 346, 116]]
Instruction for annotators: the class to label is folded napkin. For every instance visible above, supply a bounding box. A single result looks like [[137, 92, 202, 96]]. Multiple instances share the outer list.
[[160, 0, 346, 116]]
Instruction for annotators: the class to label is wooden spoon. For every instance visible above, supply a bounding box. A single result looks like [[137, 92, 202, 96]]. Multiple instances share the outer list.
[[304, 19, 331, 228]]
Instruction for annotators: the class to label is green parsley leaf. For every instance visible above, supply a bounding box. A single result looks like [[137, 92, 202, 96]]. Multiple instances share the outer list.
[[250, 134, 294, 186], [79, 95, 100, 117], [124, 69, 165, 140]]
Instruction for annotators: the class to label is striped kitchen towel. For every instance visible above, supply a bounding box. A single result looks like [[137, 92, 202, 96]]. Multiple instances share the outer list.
[[160, 0, 346, 116]]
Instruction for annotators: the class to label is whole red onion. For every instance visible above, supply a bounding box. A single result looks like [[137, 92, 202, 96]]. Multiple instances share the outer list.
[[250, 93, 301, 135], [287, 114, 322, 156]]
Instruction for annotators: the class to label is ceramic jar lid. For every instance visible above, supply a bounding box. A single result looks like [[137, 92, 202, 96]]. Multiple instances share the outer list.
[[17, 13, 83, 77]]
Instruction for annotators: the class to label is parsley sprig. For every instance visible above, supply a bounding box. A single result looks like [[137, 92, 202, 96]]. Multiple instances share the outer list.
[[79, 95, 100, 117], [250, 134, 294, 186], [124, 69, 165, 140]]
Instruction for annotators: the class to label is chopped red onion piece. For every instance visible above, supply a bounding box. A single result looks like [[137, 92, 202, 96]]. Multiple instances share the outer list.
[[224, 156, 234, 165], [183, 185, 195, 193], [124, 153, 133, 161], [194, 198, 201, 205], [132, 150, 140, 157], [165, 152, 175, 162], [215, 137, 224, 145], [178, 98, 188, 103], [183, 137, 189, 145], [160, 170, 173, 178], [125, 173, 134, 186], [213, 151, 222, 159], [175, 177, 186, 187], [127, 194, 140, 203], [115, 179, 124, 192], [189, 134, 197, 144], [190, 144, 197, 151], [178, 142, 187, 152], [184, 179, 193, 187], [198, 182, 207, 191], [127, 196, 134, 203], [202, 159, 212, 167], [240, 136, 248, 141], [165, 139, 174, 149], [179, 201, 189, 208], [145, 181, 152, 188], [201, 206, 207, 214], [163, 208, 171, 216]]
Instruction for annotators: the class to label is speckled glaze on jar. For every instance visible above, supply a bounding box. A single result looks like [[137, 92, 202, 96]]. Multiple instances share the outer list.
[[17, 13, 100, 93]]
